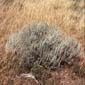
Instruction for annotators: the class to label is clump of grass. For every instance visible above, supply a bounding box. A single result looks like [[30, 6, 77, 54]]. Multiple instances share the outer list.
[[5, 22, 81, 79]]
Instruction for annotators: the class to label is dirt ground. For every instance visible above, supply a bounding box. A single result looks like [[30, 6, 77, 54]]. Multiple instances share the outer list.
[[0, 0, 85, 85]]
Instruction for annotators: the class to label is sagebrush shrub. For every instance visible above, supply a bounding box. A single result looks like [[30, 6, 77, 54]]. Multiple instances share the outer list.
[[5, 22, 81, 73]]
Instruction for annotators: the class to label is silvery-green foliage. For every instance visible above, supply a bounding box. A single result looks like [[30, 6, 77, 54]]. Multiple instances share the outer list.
[[5, 22, 81, 71]]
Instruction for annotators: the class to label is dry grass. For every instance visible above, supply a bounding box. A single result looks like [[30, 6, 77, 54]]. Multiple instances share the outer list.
[[0, 0, 84, 50], [0, 0, 85, 85]]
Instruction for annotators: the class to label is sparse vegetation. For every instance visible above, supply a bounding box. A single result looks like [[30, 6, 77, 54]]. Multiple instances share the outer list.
[[5, 22, 81, 83], [0, 0, 84, 85]]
